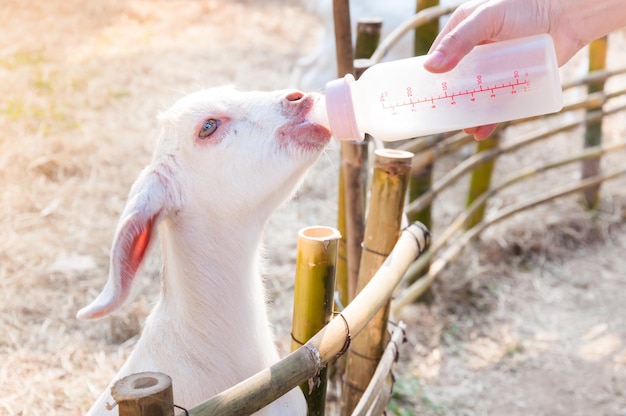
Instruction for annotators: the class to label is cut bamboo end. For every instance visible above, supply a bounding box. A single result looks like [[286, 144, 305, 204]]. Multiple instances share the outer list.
[[292, 225, 342, 352], [111, 372, 173, 416], [292, 226, 341, 416], [373, 148, 414, 161], [298, 225, 342, 241]]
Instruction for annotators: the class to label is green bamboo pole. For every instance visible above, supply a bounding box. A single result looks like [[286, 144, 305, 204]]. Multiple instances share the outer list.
[[414, 0, 440, 55], [341, 149, 414, 416], [336, 172, 349, 310], [185, 223, 430, 416], [465, 132, 500, 229], [582, 36, 608, 208], [291, 226, 341, 416], [393, 165, 626, 313]]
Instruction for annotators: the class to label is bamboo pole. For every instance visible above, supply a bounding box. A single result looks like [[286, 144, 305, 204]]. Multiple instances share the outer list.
[[112, 372, 174, 416], [331, 17, 385, 384], [351, 322, 406, 416], [465, 132, 500, 229], [291, 226, 341, 416], [336, 174, 349, 311], [355, 18, 383, 62], [333, 0, 364, 303], [185, 223, 430, 416], [582, 36, 608, 208], [341, 149, 414, 415], [393, 166, 626, 313], [414, 0, 440, 55]]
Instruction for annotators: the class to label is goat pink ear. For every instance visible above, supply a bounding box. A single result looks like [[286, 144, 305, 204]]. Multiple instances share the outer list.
[[77, 168, 172, 320]]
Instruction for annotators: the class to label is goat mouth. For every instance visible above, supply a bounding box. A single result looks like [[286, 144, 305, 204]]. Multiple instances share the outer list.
[[279, 96, 332, 151]]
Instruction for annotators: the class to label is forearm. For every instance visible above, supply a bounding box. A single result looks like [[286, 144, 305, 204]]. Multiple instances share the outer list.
[[425, 0, 626, 73], [558, 0, 626, 45]]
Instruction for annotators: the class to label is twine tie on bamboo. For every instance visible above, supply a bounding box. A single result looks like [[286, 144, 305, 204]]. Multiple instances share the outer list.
[[334, 311, 352, 359], [360, 242, 390, 258]]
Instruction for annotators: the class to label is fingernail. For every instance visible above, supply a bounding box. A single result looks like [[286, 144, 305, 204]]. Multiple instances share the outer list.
[[423, 50, 446, 71]]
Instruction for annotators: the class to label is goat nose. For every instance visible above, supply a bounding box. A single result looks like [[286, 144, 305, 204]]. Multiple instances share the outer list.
[[285, 91, 304, 102]]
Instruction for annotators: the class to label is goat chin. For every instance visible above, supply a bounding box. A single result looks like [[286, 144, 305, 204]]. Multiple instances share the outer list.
[[79, 87, 331, 415]]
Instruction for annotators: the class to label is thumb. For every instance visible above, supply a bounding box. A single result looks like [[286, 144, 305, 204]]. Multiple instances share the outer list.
[[424, 3, 501, 73]]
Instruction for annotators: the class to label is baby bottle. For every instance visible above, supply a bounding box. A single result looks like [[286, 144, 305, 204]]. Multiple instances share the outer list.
[[312, 34, 563, 142]]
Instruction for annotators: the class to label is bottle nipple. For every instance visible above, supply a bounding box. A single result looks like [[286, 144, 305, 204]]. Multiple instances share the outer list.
[[325, 74, 364, 142], [308, 95, 330, 130]]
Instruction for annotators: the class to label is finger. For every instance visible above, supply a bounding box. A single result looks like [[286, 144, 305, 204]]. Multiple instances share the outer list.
[[424, 1, 503, 73], [472, 123, 499, 140]]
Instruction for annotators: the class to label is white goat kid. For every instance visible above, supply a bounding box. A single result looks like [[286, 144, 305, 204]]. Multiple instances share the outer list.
[[77, 87, 331, 415]]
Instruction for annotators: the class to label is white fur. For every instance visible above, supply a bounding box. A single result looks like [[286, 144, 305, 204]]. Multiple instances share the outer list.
[[78, 87, 331, 415]]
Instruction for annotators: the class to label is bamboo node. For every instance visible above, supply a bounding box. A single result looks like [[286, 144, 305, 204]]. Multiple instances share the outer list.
[[348, 348, 380, 362], [303, 342, 323, 372]]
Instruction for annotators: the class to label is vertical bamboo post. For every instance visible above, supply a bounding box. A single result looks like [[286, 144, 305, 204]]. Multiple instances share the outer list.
[[336, 176, 349, 310], [335, 17, 383, 313], [340, 149, 414, 416], [290, 226, 341, 416], [111, 372, 174, 416], [331, 17, 384, 385], [465, 132, 500, 229], [355, 18, 383, 61], [582, 36, 608, 208], [333, 0, 363, 304], [414, 0, 440, 55]]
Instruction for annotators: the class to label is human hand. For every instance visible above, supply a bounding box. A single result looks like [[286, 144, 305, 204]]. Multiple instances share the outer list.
[[422, 0, 584, 140]]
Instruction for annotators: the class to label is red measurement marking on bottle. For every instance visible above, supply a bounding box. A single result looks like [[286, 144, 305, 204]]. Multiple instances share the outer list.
[[381, 74, 530, 112]]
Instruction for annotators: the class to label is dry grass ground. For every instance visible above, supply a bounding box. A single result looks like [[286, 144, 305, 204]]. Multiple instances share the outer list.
[[1, 1, 625, 415]]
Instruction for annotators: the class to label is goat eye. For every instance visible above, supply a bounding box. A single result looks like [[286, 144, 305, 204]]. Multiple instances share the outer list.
[[198, 119, 220, 139]]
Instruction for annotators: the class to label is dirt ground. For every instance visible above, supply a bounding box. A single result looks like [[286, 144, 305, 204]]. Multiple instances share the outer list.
[[1, 1, 625, 415]]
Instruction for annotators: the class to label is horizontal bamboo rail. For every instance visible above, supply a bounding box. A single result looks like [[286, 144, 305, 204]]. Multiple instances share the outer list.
[[184, 223, 430, 416], [400, 140, 626, 287], [393, 165, 626, 313], [351, 321, 407, 416]]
